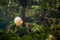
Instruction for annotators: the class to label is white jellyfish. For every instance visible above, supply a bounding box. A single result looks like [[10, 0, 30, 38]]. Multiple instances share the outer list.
[[14, 17, 23, 27]]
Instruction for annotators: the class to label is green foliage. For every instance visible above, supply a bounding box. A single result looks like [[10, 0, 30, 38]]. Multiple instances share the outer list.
[[0, 0, 60, 40], [0, 32, 21, 40], [29, 23, 43, 32], [21, 35, 33, 40], [0, 0, 9, 6]]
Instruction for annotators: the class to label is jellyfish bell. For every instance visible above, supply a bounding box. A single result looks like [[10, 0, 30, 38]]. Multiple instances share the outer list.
[[14, 17, 23, 27], [14, 17, 21, 23]]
